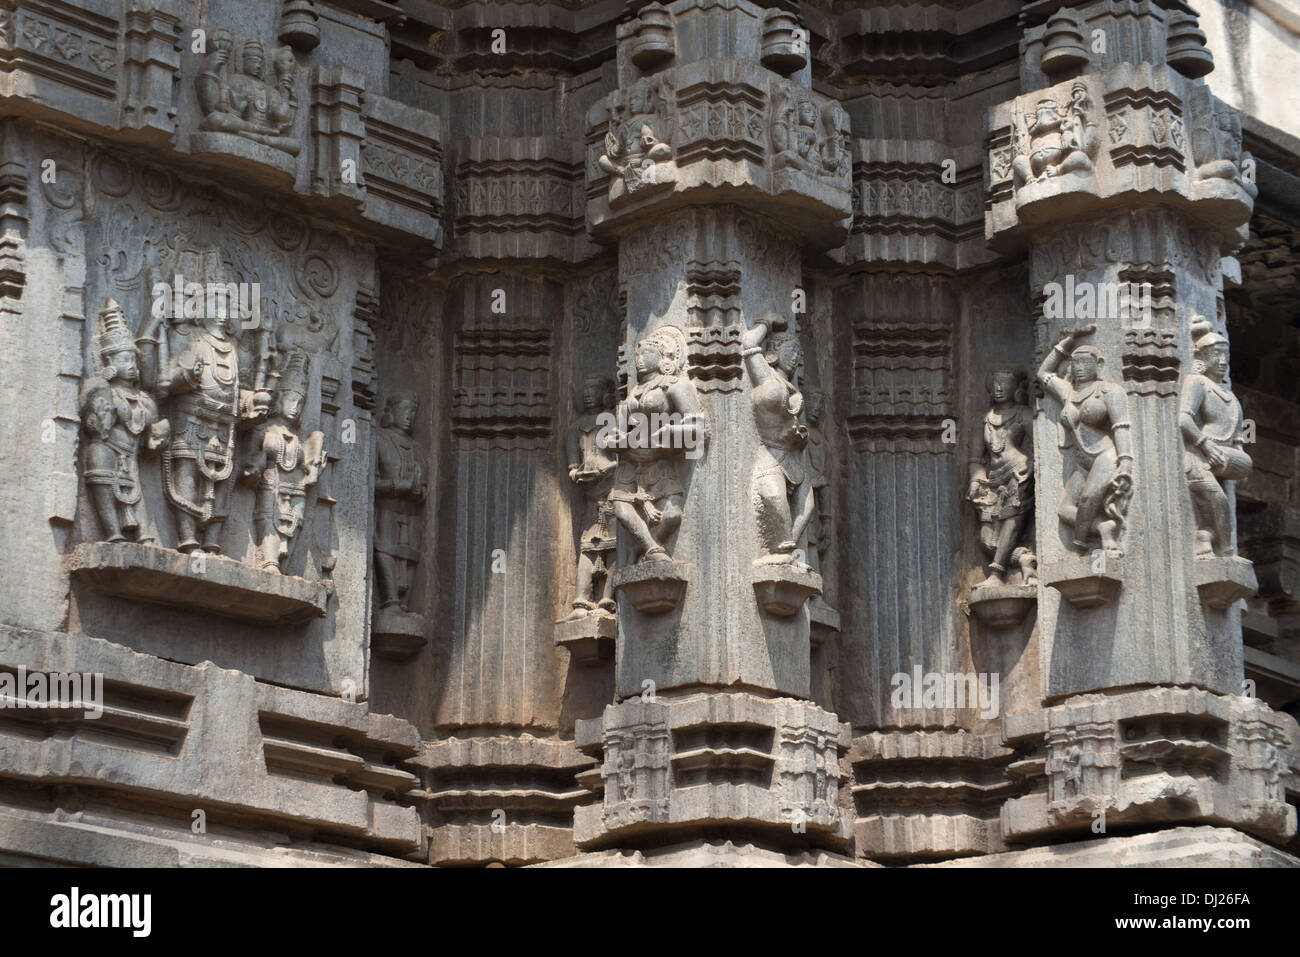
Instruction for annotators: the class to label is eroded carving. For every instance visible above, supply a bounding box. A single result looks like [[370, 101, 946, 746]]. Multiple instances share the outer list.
[[563, 375, 618, 621], [770, 84, 850, 180], [598, 77, 676, 207], [241, 350, 325, 573]]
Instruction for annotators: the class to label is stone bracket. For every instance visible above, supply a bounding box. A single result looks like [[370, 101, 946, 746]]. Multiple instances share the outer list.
[[67, 541, 329, 626]]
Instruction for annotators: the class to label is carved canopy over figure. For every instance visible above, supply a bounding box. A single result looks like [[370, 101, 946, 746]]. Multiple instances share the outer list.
[[79, 299, 169, 544], [1012, 81, 1098, 186], [967, 366, 1037, 587], [1037, 325, 1133, 558], [241, 350, 326, 573], [196, 31, 301, 156], [564, 374, 618, 620], [743, 310, 814, 566], [606, 326, 705, 564], [374, 392, 427, 610], [1180, 317, 1252, 558]]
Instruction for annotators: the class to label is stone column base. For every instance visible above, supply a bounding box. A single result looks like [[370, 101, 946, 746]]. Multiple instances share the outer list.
[[1001, 688, 1299, 847], [919, 825, 1299, 868], [574, 692, 850, 850]]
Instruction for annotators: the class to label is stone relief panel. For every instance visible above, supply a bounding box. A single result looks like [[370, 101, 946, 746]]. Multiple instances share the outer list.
[[1036, 326, 1134, 563], [45, 137, 368, 698]]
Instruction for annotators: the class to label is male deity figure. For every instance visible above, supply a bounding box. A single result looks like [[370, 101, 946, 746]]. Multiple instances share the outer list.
[[967, 367, 1037, 586], [196, 32, 300, 155], [241, 351, 326, 573], [563, 374, 618, 620], [79, 299, 169, 543], [374, 392, 428, 611], [155, 295, 270, 554], [1037, 325, 1133, 558], [1180, 317, 1252, 558], [803, 390, 831, 576], [742, 311, 815, 566], [606, 326, 705, 563], [1012, 81, 1098, 186]]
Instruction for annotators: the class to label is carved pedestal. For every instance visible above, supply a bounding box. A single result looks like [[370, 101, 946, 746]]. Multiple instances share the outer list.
[[968, 583, 1037, 628], [752, 564, 822, 617], [574, 693, 850, 851], [612, 560, 691, 614], [68, 541, 329, 626], [554, 613, 616, 665], [371, 606, 429, 660], [1042, 557, 1123, 608], [1195, 556, 1259, 610], [1001, 689, 1298, 847]]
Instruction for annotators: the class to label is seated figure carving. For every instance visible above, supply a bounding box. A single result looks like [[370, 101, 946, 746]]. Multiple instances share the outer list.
[[196, 32, 301, 156]]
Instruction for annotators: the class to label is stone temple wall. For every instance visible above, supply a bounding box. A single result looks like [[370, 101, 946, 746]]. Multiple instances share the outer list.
[[0, 0, 1297, 868]]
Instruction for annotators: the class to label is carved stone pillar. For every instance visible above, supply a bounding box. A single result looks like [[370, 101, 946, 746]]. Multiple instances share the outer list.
[[572, 0, 854, 857], [985, 1, 1296, 849]]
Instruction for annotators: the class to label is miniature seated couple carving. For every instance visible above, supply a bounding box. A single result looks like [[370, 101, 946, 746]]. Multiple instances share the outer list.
[[80, 296, 325, 575], [196, 30, 300, 156]]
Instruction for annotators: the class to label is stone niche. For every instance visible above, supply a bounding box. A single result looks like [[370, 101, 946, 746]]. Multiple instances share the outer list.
[[31, 129, 372, 699]]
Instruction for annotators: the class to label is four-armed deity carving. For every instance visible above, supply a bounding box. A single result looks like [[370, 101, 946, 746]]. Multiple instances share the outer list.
[[196, 31, 300, 156]]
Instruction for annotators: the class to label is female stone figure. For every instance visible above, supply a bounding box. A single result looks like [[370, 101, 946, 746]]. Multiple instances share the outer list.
[[1180, 317, 1251, 558], [241, 351, 326, 573], [374, 392, 427, 610], [564, 374, 618, 620], [967, 366, 1037, 586], [79, 299, 169, 543], [606, 326, 705, 563], [1037, 325, 1133, 558], [742, 311, 814, 565]]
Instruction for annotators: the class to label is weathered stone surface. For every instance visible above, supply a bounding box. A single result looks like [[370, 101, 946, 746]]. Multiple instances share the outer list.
[[68, 541, 329, 625], [0, 0, 1298, 873]]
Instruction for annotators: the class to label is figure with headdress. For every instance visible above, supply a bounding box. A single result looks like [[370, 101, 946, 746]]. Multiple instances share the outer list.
[[563, 374, 619, 620], [374, 391, 427, 610], [196, 30, 300, 155], [152, 266, 270, 555], [742, 310, 814, 565], [79, 299, 170, 543], [1180, 317, 1251, 558], [1012, 81, 1098, 187], [967, 366, 1037, 586], [241, 350, 325, 573], [606, 326, 705, 563], [1037, 324, 1133, 558]]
